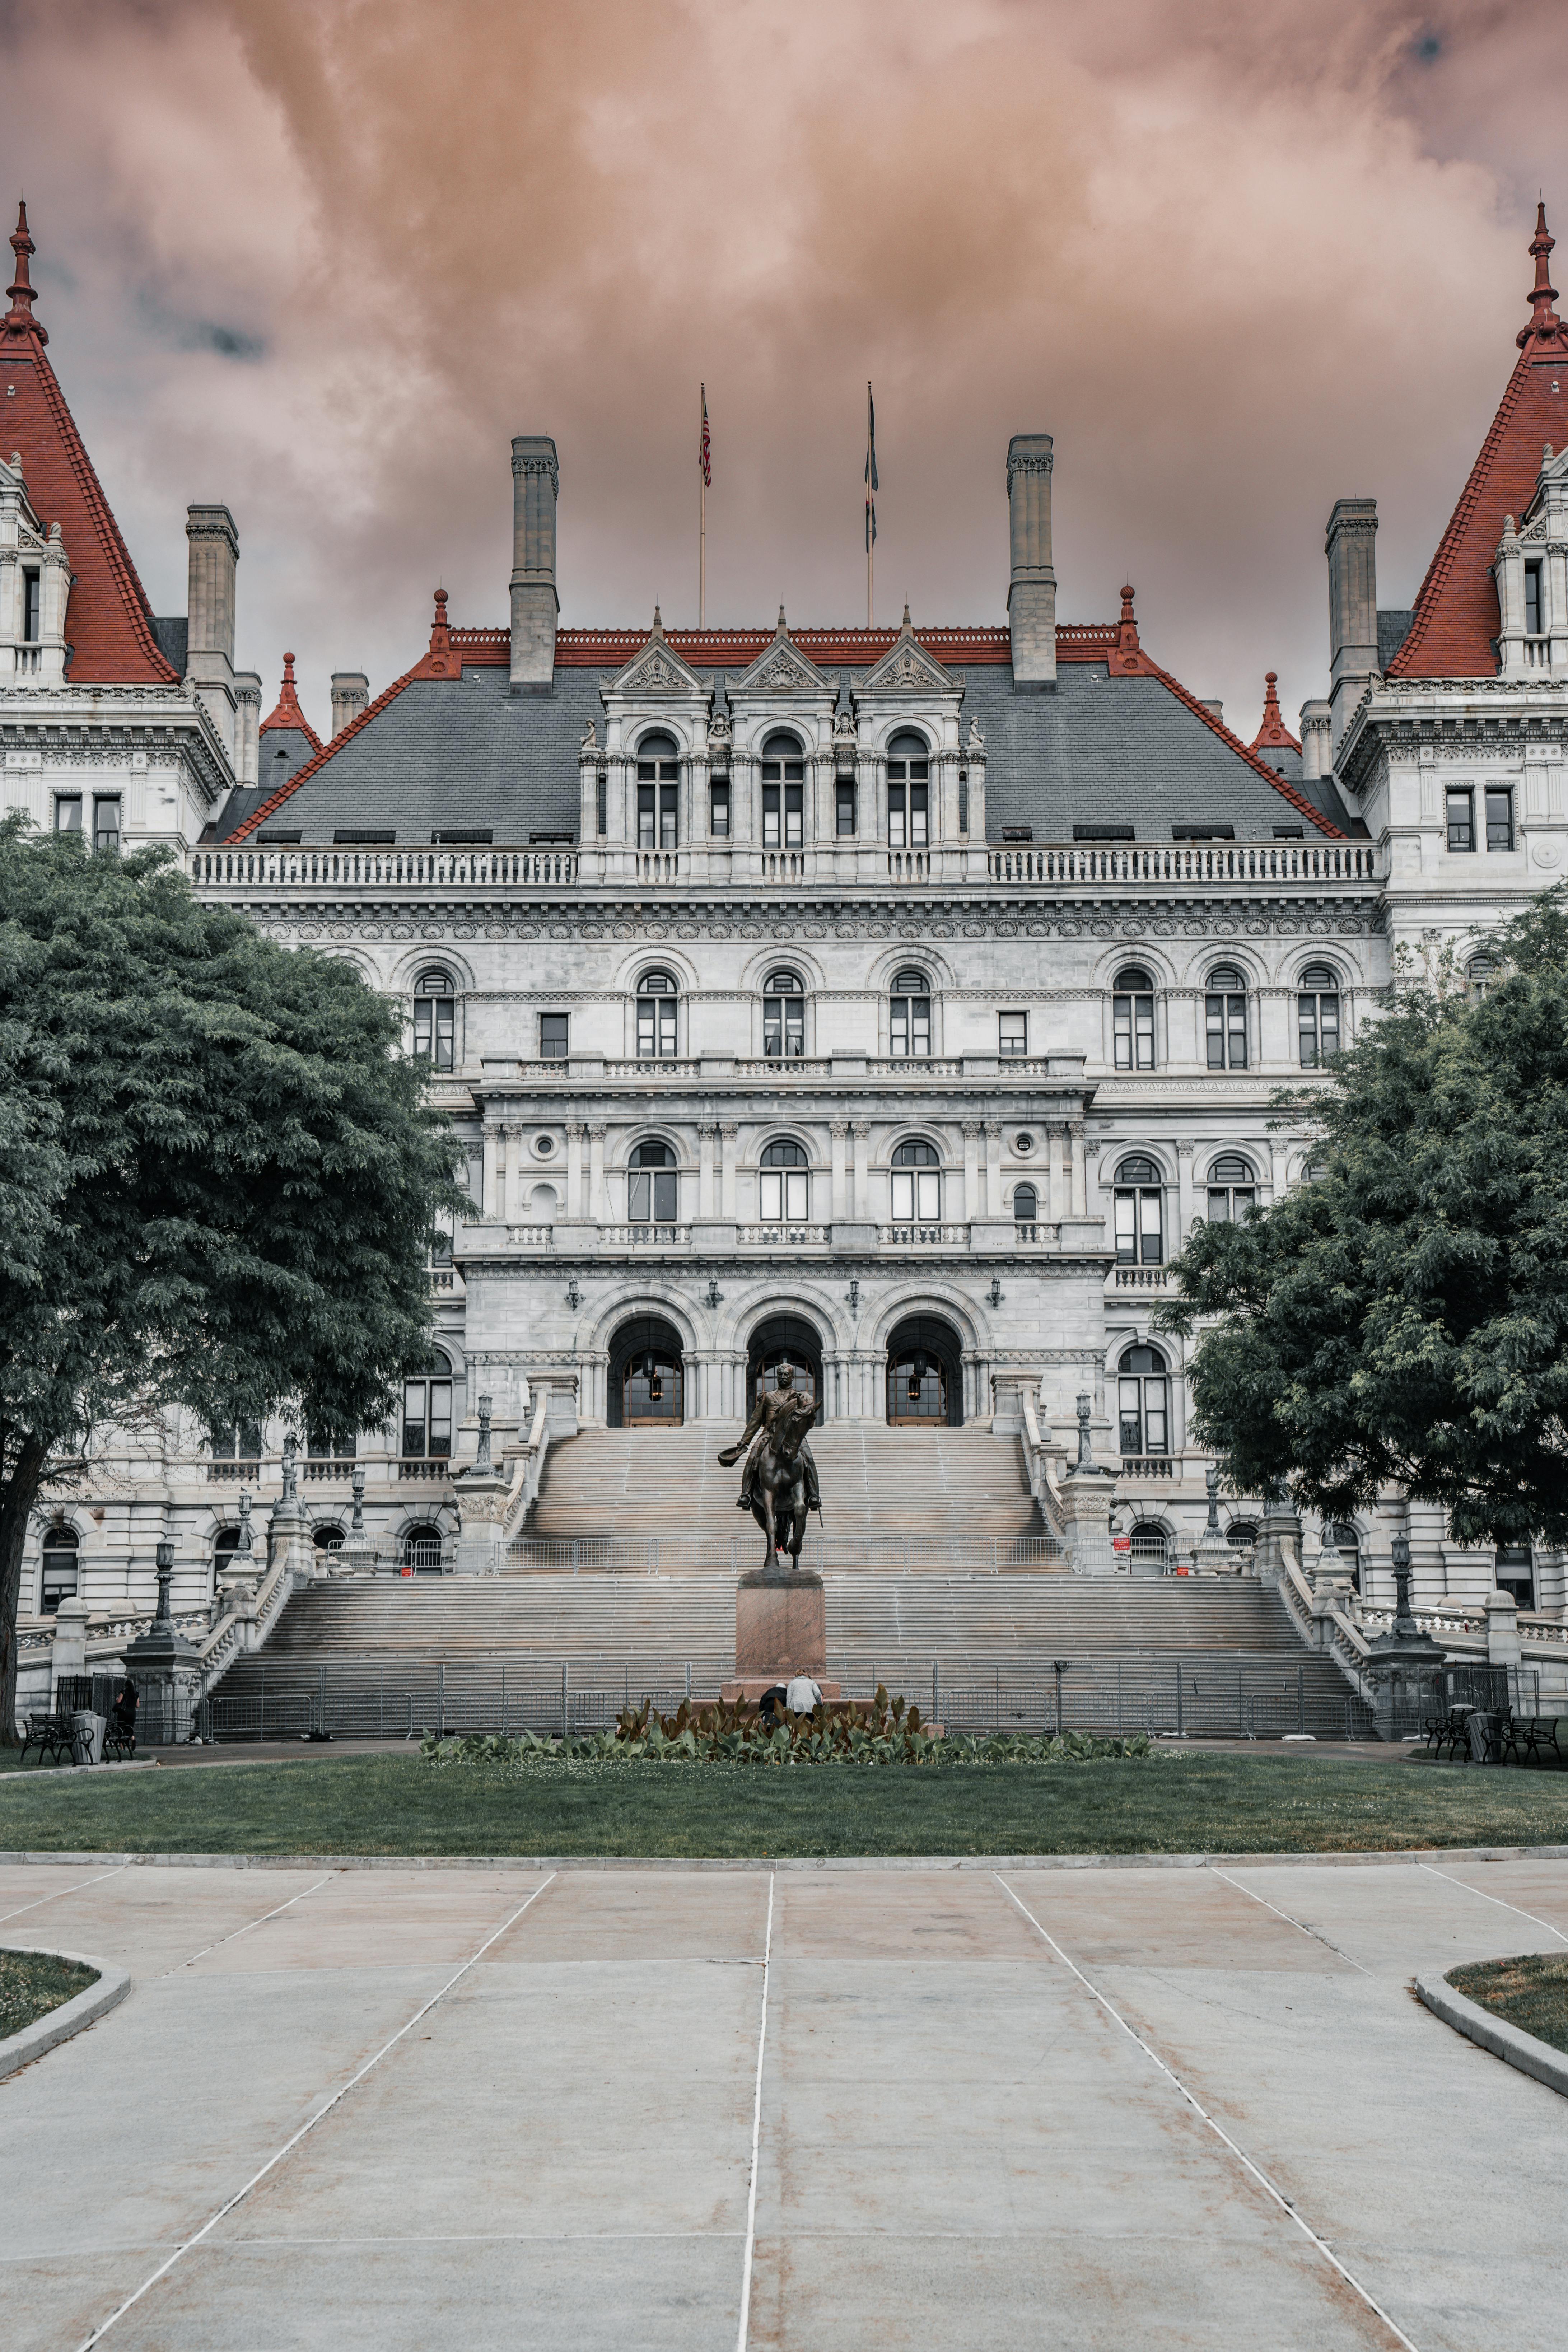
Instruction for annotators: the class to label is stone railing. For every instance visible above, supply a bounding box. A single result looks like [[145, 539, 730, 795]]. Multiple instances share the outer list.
[[501, 1389, 554, 1541], [1018, 1390, 1070, 1548], [188, 845, 579, 890], [1111, 1267, 1172, 1289], [736, 1222, 832, 1247], [1273, 1555, 1375, 1700], [985, 840, 1382, 887], [600, 1223, 693, 1247], [878, 1221, 969, 1248]]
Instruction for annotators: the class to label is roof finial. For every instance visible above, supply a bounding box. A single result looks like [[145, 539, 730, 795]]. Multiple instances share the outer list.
[[901, 601, 912, 630], [258, 650, 322, 746], [650, 602, 664, 638], [776, 604, 788, 634], [1251, 669, 1301, 753], [3, 199, 46, 345], [1519, 198, 1568, 351]]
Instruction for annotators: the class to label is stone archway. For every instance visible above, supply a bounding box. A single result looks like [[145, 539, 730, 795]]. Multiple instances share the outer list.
[[885, 1313, 965, 1428], [745, 1312, 826, 1427], [608, 1313, 686, 1429]]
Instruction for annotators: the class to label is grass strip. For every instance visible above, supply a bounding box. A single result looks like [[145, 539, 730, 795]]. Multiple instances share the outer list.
[[0, 1949, 98, 2039], [3, 1750, 1568, 1857], [1447, 1951, 1568, 2057]]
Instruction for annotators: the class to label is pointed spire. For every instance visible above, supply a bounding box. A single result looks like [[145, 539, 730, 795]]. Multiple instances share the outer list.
[[260, 651, 322, 745], [1251, 669, 1301, 752], [900, 601, 912, 630], [1518, 199, 1568, 352], [4, 200, 46, 345], [776, 604, 789, 635], [649, 602, 664, 638]]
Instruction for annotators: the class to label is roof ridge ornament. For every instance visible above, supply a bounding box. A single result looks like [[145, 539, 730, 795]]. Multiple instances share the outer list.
[[1251, 668, 1301, 752], [1519, 199, 1568, 353], [3, 199, 46, 345], [260, 649, 323, 744]]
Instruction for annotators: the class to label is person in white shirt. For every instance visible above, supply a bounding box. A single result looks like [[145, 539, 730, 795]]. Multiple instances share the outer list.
[[784, 1672, 823, 1717]]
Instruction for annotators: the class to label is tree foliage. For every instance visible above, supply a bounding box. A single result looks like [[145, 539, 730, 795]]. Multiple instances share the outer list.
[[1159, 893, 1568, 1549], [0, 816, 464, 1733]]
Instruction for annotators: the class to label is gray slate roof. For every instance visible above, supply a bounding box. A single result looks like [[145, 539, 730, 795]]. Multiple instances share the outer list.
[[222, 654, 1341, 845]]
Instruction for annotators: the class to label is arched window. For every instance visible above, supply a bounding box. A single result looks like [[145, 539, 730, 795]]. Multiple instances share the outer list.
[[636, 731, 679, 850], [1114, 1154, 1163, 1266], [636, 969, 679, 1060], [412, 966, 456, 1072], [887, 730, 930, 848], [629, 1138, 678, 1228], [763, 969, 805, 1059], [1207, 1154, 1256, 1223], [891, 1137, 941, 1224], [403, 1523, 445, 1574], [1496, 1543, 1535, 1607], [1013, 1182, 1038, 1225], [1226, 1518, 1260, 1557], [1326, 1522, 1361, 1594], [1129, 1521, 1168, 1571], [211, 1419, 263, 1466], [759, 1136, 809, 1222], [890, 967, 931, 1059], [1205, 964, 1248, 1070], [760, 732, 804, 849], [402, 1350, 453, 1461], [1297, 963, 1341, 1068], [213, 1524, 243, 1579], [1113, 966, 1156, 1072], [1117, 1344, 1169, 1459], [39, 1524, 79, 1615], [1468, 950, 1498, 998], [313, 1522, 345, 1561]]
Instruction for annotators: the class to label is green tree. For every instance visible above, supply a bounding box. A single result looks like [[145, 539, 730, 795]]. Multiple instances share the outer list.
[[1159, 893, 1568, 1551], [0, 816, 463, 1739]]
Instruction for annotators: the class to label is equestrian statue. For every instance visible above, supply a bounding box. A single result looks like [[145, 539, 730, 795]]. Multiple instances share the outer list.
[[718, 1362, 822, 1574]]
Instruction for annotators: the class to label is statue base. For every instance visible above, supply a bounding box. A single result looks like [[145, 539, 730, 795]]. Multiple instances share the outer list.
[[721, 1676, 843, 1708], [735, 1568, 826, 1676]]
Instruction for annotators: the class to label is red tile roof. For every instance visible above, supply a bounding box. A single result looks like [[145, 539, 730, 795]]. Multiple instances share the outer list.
[[259, 651, 322, 748], [1389, 202, 1568, 680], [0, 204, 178, 687]]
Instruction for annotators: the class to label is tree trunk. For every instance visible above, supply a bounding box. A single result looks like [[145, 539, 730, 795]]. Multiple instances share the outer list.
[[0, 1436, 49, 1747]]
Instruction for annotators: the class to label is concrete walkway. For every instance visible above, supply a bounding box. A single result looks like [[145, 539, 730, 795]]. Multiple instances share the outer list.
[[2, 1853, 1567, 2349]]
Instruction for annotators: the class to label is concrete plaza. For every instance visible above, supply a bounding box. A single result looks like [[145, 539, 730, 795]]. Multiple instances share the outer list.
[[2, 1849, 1567, 2349]]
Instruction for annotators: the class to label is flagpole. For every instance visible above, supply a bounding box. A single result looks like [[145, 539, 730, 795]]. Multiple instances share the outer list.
[[699, 386, 706, 628], [866, 379, 875, 627]]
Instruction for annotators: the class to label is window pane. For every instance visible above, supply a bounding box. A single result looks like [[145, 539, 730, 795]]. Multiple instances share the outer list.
[[1135, 997, 1154, 1069], [55, 795, 82, 832], [1446, 789, 1474, 852], [911, 999, 930, 1056], [659, 784, 677, 849], [999, 1013, 1027, 1058], [1207, 1187, 1231, 1222], [428, 1382, 452, 1456], [93, 799, 121, 852], [1113, 996, 1132, 1070], [1118, 1378, 1143, 1454], [630, 1170, 651, 1222], [761, 1170, 781, 1220], [1298, 998, 1318, 1068], [1143, 1382, 1168, 1454], [1114, 1190, 1137, 1263], [402, 1382, 426, 1456], [540, 1014, 568, 1058], [889, 782, 906, 847], [1233, 1187, 1255, 1214], [916, 1169, 940, 1219], [910, 781, 929, 846], [23, 569, 41, 641], [1319, 996, 1339, 1051], [785, 783, 803, 847], [1526, 565, 1541, 634], [653, 1170, 677, 1221], [1139, 1189, 1163, 1264], [638, 783, 654, 848], [1486, 788, 1513, 851], [433, 999, 454, 1072], [1205, 995, 1226, 1069], [710, 781, 730, 836], [836, 781, 855, 835], [891, 1171, 913, 1221], [785, 1168, 809, 1218]]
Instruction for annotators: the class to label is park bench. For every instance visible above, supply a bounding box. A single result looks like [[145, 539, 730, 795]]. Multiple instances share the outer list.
[[55, 1673, 138, 1762], [1502, 1713, 1565, 1768], [19, 1712, 82, 1767]]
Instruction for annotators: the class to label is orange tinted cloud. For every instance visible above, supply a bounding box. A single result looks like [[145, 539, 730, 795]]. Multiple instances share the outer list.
[[5, 0, 1560, 739]]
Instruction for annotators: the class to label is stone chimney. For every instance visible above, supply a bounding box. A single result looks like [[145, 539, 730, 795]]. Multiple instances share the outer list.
[[1326, 497, 1379, 760], [1299, 699, 1331, 781], [509, 434, 559, 691], [185, 503, 239, 761], [1198, 697, 1224, 724], [234, 672, 261, 786], [331, 671, 369, 736], [1007, 433, 1056, 690]]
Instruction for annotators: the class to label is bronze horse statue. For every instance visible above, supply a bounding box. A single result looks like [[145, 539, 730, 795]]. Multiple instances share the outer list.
[[720, 1387, 820, 1574]]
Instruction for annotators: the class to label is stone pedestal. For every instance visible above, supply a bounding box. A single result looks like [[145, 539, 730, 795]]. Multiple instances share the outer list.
[[735, 1570, 826, 1676], [451, 1470, 511, 1575], [1058, 1391, 1117, 1575], [50, 1596, 92, 1698], [1485, 1586, 1522, 1667], [720, 1675, 844, 1707]]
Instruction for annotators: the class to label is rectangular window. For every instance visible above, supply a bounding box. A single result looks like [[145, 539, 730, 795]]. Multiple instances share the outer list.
[[1205, 994, 1247, 1069], [55, 794, 82, 834], [1114, 1187, 1163, 1265], [836, 779, 855, 836], [212, 1420, 264, 1461], [763, 998, 804, 1058], [998, 1013, 1028, 1058], [22, 569, 41, 642], [709, 779, 730, 836], [891, 1168, 941, 1223], [784, 779, 803, 848], [93, 797, 121, 853], [760, 1168, 809, 1221], [1446, 787, 1475, 852], [540, 1013, 569, 1059], [1298, 993, 1340, 1068], [1525, 562, 1542, 636], [1117, 1376, 1167, 1457], [887, 777, 929, 848], [1485, 786, 1514, 852], [637, 780, 678, 849], [889, 997, 930, 1058], [412, 997, 454, 1070], [1113, 991, 1155, 1071], [629, 1168, 678, 1223], [596, 774, 607, 837], [762, 781, 780, 847]]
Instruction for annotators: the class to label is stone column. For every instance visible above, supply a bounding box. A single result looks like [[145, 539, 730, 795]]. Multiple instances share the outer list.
[[1069, 1121, 1087, 1218], [962, 1120, 981, 1220], [720, 1122, 738, 1218], [1059, 1393, 1118, 1576], [852, 1120, 871, 1219], [698, 1123, 716, 1219], [482, 1121, 503, 1220], [985, 1121, 1003, 1217], [830, 1120, 848, 1218], [566, 1121, 584, 1218], [1175, 1141, 1195, 1249], [451, 1394, 510, 1576], [588, 1123, 607, 1223]]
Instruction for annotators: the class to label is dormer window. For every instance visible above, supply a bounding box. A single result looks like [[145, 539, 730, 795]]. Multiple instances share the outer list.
[[1525, 560, 1543, 636], [636, 732, 679, 850], [22, 568, 40, 643], [887, 730, 929, 848], [761, 732, 804, 848]]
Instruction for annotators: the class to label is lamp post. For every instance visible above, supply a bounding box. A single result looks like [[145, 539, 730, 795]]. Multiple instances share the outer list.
[[1390, 1534, 1419, 1636], [1052, 1658, 1072, 1737]]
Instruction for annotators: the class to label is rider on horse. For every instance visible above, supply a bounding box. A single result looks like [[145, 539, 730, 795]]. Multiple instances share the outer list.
[[718, 1362, 822, 1516]]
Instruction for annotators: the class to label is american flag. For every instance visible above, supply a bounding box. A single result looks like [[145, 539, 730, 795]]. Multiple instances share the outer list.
[[700, 385, 711, 488], [864, 381, 878, 551]]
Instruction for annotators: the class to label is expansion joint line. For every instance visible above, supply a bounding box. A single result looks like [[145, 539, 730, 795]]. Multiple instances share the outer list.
[[1418, 1860, 1568, 1948], [1207, 1866, 1374, 1977], [995, 1874, 1421, 2352], [735, 1870, 776, 2352], [0, 1863, 128, 1927], [75, 1873, 558, 2351], [162, 1872, 336, 1975]]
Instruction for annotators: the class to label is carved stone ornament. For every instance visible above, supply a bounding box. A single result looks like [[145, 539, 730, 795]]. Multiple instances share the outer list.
[[752, 651, 817, 694], [833, 703, 857, 739], [580, 718, 598, 750], [622, 651, 686, 692]]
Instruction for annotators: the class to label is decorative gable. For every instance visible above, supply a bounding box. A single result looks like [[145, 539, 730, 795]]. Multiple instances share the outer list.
[[732, 609, 834, 698], [605, 607, 709, 699], [859, 609, 957, 695]]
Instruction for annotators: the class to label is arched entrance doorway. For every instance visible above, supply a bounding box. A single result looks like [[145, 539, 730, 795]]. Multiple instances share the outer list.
[[608, 1315, 686, 1428], [746, 1314, 825, 1425], [886, 1314, 964, 1427]]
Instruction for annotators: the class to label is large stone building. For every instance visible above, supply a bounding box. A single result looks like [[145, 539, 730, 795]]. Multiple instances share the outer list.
[[9, 198, 1568, 1635]]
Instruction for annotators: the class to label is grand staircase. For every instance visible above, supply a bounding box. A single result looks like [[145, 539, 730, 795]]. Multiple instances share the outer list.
[[517, 1422, 1053, 1570]]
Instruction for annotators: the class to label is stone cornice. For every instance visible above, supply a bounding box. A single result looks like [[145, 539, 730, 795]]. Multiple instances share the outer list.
[[0, 684, 233, 802]]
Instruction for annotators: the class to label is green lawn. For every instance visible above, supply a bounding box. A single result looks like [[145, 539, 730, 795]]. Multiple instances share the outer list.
[[3, 1750, 1568, 1857], [1448, 1951, 1568, 2056], [0, 1949, 98, 2039]]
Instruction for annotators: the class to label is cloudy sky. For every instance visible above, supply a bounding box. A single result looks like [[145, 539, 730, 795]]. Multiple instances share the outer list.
[[8, 0, 1561, 738]]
